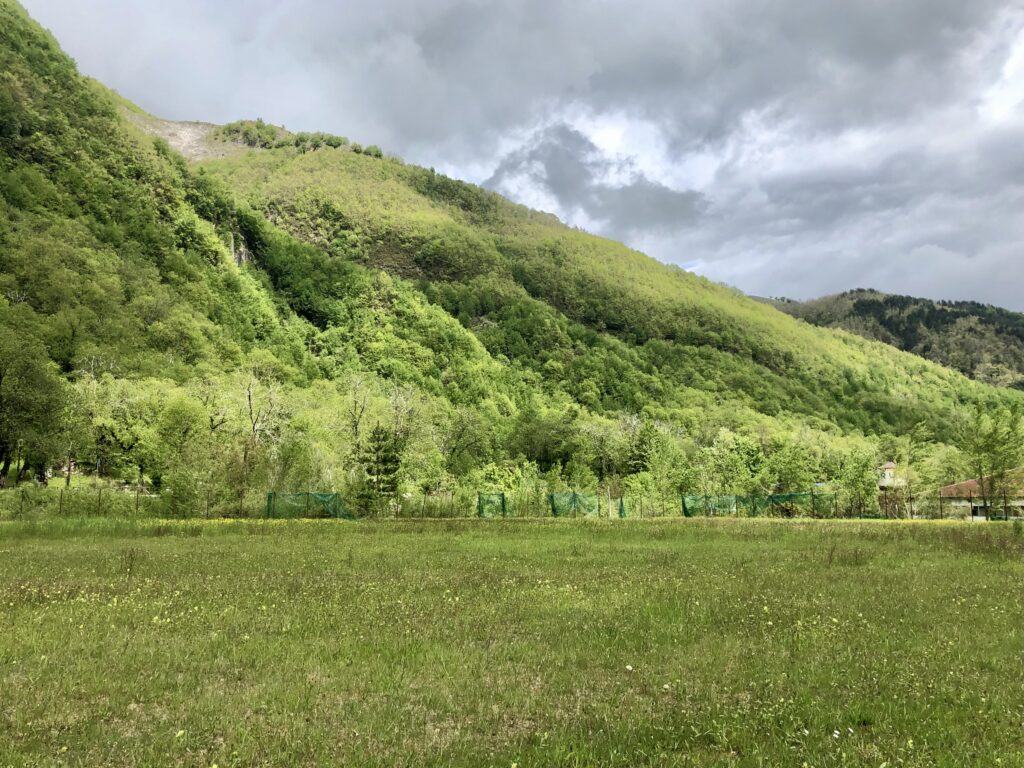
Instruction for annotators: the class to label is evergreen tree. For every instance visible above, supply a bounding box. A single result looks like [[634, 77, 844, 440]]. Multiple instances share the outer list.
[[358, 422, 402, 515]]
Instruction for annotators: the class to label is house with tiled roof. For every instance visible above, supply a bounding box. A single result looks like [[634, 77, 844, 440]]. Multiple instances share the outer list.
[[939, 468, 1024, 516]]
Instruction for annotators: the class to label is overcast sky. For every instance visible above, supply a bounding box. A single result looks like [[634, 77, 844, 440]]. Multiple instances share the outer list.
[[22, 0, 1024, 308]]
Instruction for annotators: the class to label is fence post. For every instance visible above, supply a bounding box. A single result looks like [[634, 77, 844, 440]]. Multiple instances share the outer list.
[[59, 487, 64, 516], [135, 486, 140, 516], [19, 489, 25, 516], [96, 487, 102, 516]]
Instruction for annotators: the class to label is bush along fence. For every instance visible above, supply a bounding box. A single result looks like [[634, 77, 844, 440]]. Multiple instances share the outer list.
[[2, 484, 1006, 522], [548, 492, 600, 517], [265, 492, 352, 519], [682, 492, 837, 518]]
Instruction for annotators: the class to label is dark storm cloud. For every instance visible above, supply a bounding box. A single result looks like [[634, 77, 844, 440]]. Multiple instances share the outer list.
[[20, 0, 1024, 308]]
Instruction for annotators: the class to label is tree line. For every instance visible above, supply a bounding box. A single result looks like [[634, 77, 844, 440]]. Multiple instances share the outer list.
[[2, 329, 1018, 518]]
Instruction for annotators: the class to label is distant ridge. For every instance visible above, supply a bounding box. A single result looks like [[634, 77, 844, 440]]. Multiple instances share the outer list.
[[774, 289, 1024, 389]]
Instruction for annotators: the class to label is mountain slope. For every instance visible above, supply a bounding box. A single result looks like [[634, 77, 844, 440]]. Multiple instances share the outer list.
[[198, 142, 1009, 436], [0, 0, 1017, 514], [0, 1, 309, 381], [775, 290, 1024, 389], [0, 0, 540, 405], [0, 0, 543, 498]]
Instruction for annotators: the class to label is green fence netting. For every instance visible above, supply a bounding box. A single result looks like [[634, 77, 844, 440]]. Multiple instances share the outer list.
[[477, 492, 508, 518], [548, 492, 599, 517], [265, 492, 352, 519], [682, 492, 836, 518]]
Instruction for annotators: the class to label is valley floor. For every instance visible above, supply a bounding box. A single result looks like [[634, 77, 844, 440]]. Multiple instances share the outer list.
[[1, 518, 1022, 767]]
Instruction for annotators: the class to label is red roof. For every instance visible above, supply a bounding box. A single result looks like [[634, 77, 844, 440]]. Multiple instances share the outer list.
[[939, 478, 982, 498], [940, 468, 1024, 498]]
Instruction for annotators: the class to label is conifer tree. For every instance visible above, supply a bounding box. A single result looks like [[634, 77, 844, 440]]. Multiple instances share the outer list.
[[358, 422, 402, 515]]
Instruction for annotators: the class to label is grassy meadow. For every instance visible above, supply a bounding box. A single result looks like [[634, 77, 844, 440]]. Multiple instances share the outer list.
[[1, 517, 1023, 767]]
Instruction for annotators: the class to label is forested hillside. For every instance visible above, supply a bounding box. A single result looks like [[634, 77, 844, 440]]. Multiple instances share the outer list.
[[0, 0, 1018, 516], [775, 290, 1024, 390], [200, 145, 1004, 438]]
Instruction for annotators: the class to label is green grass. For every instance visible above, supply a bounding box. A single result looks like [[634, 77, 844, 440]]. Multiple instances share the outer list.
[[1, 518, 1023, 767]]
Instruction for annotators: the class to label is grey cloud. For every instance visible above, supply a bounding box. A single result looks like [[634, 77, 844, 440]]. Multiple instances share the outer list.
[[27, 0, 1015, 158], [485, 124, 705, 236], [20, 0, 1024, 309], [664, 123, 1024, 307]]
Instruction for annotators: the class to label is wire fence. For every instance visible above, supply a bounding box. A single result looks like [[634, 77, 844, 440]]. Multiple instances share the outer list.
[[0, 485, 164, 520], [682, 492, 837, 518], [3, 484, 1020, 522]]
